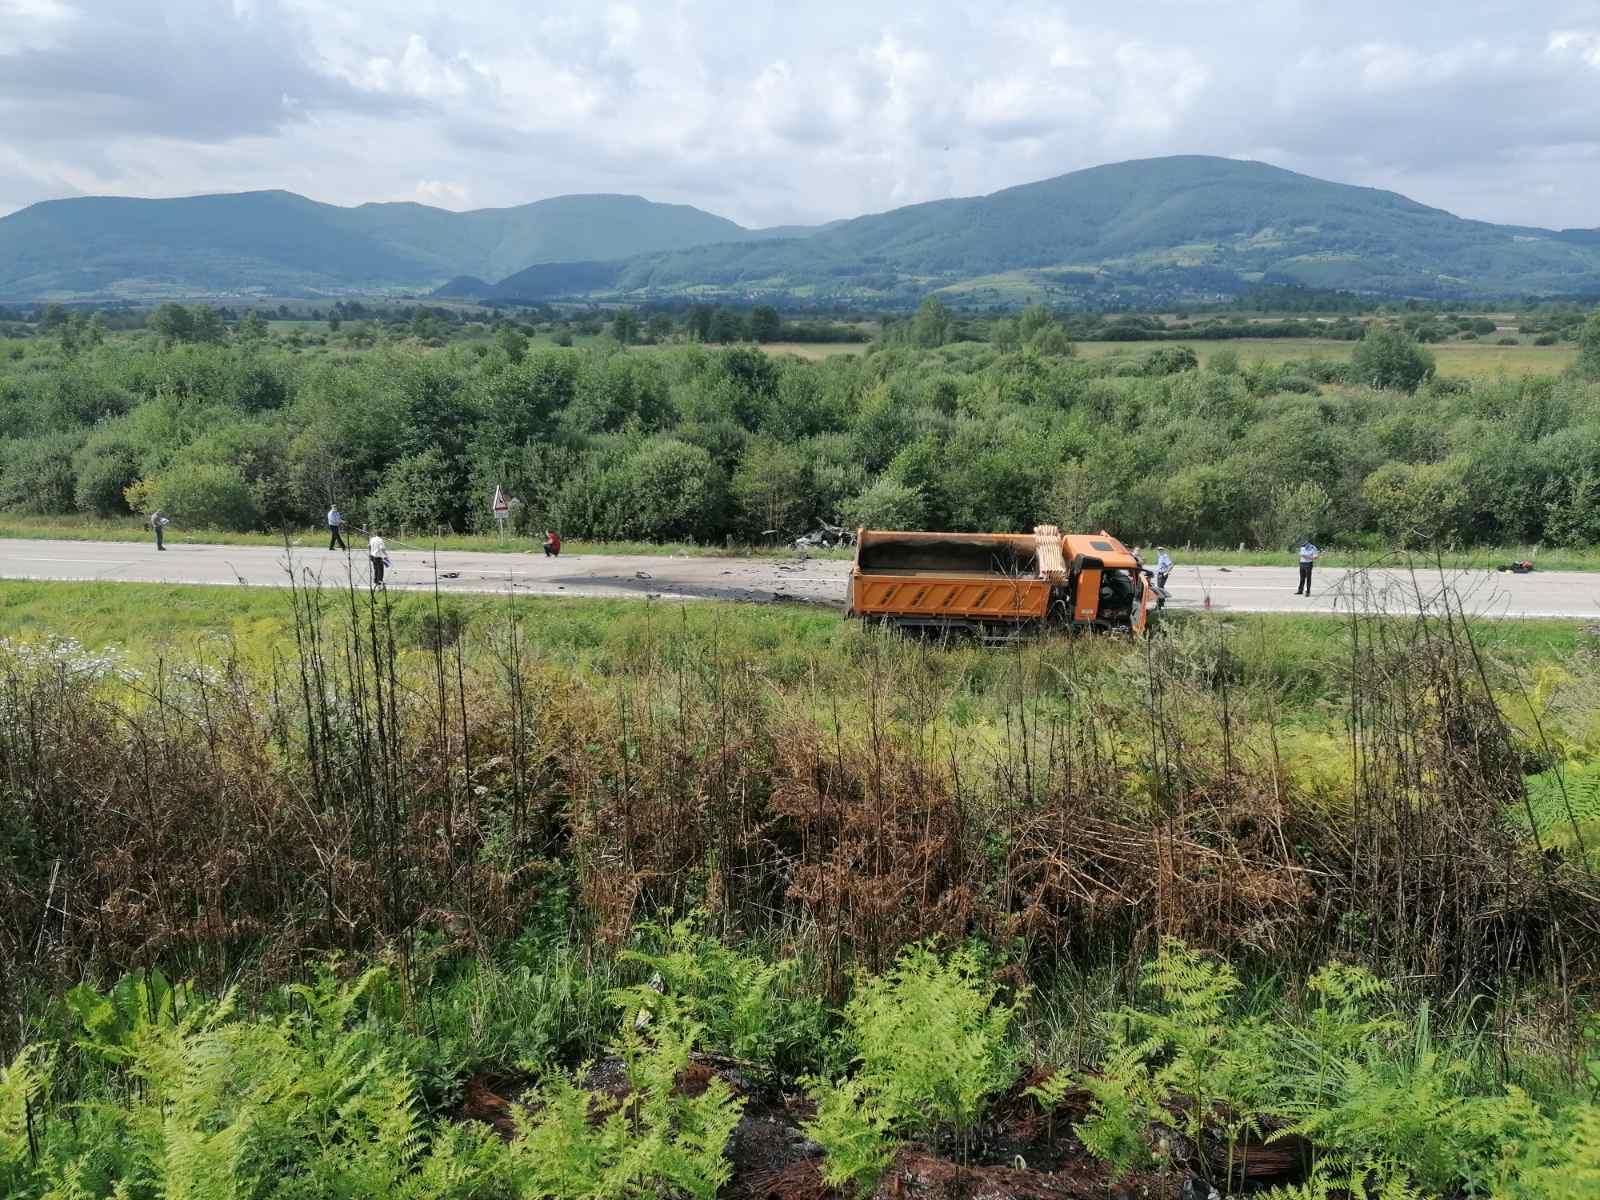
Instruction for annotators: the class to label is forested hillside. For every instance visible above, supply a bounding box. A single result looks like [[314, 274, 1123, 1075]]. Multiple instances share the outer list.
[[0, 190, 791, 299], [488, 156, 1600, 304], [2, 311, 1598, 550], [9, 156, 1600, 303]]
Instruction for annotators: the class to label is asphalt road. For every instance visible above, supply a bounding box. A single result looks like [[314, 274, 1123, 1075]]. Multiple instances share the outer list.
[[1, 538, 1598, 620]]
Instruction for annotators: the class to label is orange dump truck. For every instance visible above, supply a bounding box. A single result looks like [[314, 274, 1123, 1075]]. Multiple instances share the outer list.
[[846, 525, 1155, 639]]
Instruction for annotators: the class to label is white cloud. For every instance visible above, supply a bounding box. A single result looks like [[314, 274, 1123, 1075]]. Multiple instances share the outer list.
[[414, 178, 470, 207], [2, 0, 1599, 232], [350, 34, 493, 101], [0, 0, 77, 53], [1549, 29, 1600, 68]]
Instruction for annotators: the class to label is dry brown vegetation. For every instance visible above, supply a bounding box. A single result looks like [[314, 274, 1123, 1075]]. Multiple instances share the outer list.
[[4, 570, 1597, 1051]]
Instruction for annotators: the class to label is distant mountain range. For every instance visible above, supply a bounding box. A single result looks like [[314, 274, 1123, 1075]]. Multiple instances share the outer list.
[[5, 156, 1600, 304], [0, 190, 805, 300]]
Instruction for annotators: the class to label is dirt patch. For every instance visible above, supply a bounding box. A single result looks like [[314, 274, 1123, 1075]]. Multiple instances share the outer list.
[[455, 1071, 530, 1138], [879, 1148, 1157, 1199]]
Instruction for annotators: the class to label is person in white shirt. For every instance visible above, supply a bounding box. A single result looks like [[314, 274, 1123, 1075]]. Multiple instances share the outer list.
[[368, 533, 388, 586], [327, 505, 346, 551], [1296, 540, 1320, 595], [1155, 548, 1173, 591]]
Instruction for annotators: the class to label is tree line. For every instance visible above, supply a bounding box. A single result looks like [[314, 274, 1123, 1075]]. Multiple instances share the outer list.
[[0, 314, 1597, 548]]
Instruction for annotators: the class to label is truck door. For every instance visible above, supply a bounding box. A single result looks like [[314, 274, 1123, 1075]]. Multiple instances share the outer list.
[[1130, 574, 1150, 636], [1071, 556, 1103, 623]]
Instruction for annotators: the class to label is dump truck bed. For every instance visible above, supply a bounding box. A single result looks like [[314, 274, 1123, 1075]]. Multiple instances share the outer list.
[[848, 530, 1053, 622]]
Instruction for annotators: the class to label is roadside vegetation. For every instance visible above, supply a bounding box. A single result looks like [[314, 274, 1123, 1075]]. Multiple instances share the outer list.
[[1, 301, 1598, 559], [3, 575, 1600, 1196]]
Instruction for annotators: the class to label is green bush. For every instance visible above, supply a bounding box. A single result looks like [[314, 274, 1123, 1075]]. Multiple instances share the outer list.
[[151, 461, 260, 531], [838, 475, 927, 532], [71, 438, 141, 516], [367, 447, 462, 534], [1352, 328, 1435, 392], [1360, 459, 1469, 547], [0, 433, 78, 514], [1575, 314, 1600, 381]]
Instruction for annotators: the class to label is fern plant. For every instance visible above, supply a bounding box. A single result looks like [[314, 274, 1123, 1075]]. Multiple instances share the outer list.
[[801, 1074, 897, 1199], [1073, 1037, 1162, 1175], [64, 969, 188, 1067], [842, 942, 1021, 1162], [1272, 1039, 1475, 1196], [619, 912, 828, 1078], [1264, 1156, 1431, 1200], [508, 996, 743, 1200], [1459, 1086, 1600, 1199], [0, 1045, 54, 1200], [1116, 939, 1279, 1187], [49, 966, 502, 1200], [1022, 1068, 1076, 1147], [1518, 760, 1600, 864]]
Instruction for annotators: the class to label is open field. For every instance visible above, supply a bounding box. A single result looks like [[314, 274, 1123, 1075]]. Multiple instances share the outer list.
[[634, 338, 869, 360], [1075, 336, 1578, 376]]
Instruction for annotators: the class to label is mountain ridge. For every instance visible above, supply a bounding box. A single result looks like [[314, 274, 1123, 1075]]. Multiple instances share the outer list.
[[500, 155, 1600, 305], [5, 156, 1599, 303], [0, 188, 808, 299]]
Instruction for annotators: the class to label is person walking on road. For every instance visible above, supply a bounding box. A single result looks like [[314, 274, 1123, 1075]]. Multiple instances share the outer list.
[[150, 509, 169, 551], [368, 532, 389, 586], [327, 504, 346, 551], [542, 530, 562, 558], [1296, 539, 1320, 595], [1153, 547, 1173, 609], [1155, 548, 1173, 591]]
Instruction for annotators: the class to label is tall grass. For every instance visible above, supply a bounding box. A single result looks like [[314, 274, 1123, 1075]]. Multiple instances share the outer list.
[[3, 563, 1597, 1067]]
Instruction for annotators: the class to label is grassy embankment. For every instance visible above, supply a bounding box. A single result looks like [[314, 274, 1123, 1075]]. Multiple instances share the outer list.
[[0, 575, 1589, 716], [3, 578, 1599, 1196]]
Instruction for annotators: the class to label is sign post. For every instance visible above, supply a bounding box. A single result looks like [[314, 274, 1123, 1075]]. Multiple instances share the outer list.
[[492, 484, 511, 542]]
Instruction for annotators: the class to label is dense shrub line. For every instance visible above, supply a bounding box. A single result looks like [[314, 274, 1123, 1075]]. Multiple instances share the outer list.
[[1, 314, 1597, 547]]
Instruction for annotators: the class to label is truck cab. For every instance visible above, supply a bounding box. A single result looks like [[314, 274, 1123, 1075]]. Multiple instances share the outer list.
[[1060, 532, 1151, 636]]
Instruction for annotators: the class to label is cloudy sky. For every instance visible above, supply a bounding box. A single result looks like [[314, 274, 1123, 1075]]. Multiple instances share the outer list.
[[3, 0, 1600, 230]]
